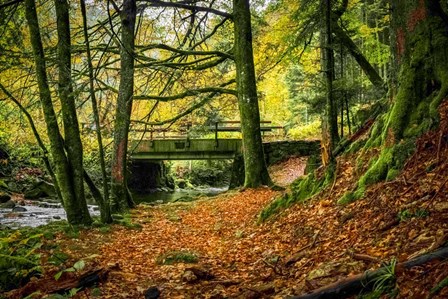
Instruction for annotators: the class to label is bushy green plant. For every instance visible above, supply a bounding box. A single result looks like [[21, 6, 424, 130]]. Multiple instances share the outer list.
[[287, 119, 321, 140], [155, 250, 199, 265], [0, 229, 43, 291]]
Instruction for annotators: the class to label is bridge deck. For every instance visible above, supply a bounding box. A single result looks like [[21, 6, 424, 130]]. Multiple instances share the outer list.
[[130, 139, 242, 160]]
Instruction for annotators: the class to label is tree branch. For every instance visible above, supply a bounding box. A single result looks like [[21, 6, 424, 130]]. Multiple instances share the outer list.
[[137, 44, 233, 60], [140, 0, 233, 19], [134, 84, 236, 101], [0, 0, 23, 9]]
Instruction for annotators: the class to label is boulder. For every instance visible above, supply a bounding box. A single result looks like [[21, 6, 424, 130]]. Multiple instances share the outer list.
[[24, 180, 56, 199], [12, 206, 27, 212], [0, 200, 15, 209], [0, 191, 11, 203]]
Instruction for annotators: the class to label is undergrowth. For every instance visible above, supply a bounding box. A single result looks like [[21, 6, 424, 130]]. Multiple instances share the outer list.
[[155, 250, 199, 265]]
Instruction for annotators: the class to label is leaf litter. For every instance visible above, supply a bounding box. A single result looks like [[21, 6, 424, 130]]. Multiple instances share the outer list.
[[6, 103, 448, 298]]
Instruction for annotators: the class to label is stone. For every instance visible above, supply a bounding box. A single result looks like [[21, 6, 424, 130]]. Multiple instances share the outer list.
[[12, 206, 27, 212], [0, 200, 15, 209], [182, 270, 198, 283], [0, 191, 11, 203], [144, 286, 160, 299], [24, 180, 56, 199]]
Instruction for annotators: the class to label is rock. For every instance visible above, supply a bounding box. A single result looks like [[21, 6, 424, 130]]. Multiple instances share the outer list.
[[144, 286, 160, 299], [182, 270, 198, 283], [177, 179, 187, 189], [0, 200, 15, 209], [185, 266, 215, 280], [24, 180, 56, 199], [0, 191, 11, 203], [12, 206, 27, 212]]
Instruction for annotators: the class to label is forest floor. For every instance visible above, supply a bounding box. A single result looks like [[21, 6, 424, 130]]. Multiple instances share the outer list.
[[6, 109, 448, 298]]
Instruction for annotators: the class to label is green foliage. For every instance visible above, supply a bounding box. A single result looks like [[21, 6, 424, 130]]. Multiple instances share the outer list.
[[337, 187, 366, 205], [0, 229, 43, 291], [172, 160, 232, 187], [430, 276, 448, 297], [359, 258, 397, 299], [54, 259, 86, 281], [397, 209, 429, 222], [155, 250, 199, 265], [287, 119, 321, 140]]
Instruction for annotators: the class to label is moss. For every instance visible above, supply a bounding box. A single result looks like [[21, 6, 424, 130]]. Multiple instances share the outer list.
[[359, 139, 415, 187], [337, 186, 365, 205], [304, 154, 321, 174], [364, 116, 385, 149], [155, 250, 198, 265], [347, 138, 367, 154]]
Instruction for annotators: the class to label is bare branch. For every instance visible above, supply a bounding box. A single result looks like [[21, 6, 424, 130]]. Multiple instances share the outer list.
[[140, 0, 232, 19]]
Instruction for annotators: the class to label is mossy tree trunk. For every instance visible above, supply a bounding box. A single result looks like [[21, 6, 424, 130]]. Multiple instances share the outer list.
[[110, 0, 137, 212], [350, 0, 448, 197], [24, 0, 91, 224], [232, 0, 272, 188], [321, 0, 339, 161]]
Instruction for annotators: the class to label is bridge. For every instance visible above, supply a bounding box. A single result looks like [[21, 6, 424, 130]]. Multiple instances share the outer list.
[[127, 121, 320, 191], [130, 139, 242, 160], [129, 120, 284, 161]]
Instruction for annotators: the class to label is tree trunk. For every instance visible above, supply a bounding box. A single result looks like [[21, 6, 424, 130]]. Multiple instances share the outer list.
[[357, 0, 448, 188], [321, 0, 339, 160], [80, 0, 112, 223], [54, 0, 91, 224], [387, 0, 448, 139], [110, 0, 137, 212], [232, 0, 272, 188], [24, 0, 91, 225]]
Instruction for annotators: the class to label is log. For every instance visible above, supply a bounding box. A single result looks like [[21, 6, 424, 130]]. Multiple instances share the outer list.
[[287, 246, 448, 299]]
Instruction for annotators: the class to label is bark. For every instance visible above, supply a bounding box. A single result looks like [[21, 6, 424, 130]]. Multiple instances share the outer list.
[[321, 0, 339, 160], [387, 0, 448, 140], [232, 0, 272, 188], [80, 0, 112, 223], [354, 0, 448, 189], [54, 0, 91, 224], [24, 0, 91, 225], [110, 0, 137, 212]]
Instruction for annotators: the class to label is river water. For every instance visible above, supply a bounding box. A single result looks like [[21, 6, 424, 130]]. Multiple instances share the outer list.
[[0, 187, 227, 228]]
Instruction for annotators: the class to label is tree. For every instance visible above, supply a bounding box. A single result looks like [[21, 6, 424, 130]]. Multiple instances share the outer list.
[[233, 0, 272, 187], [110, 0, 137, 212], [320, 0, 339, 161], [340, 0, 448, 203], [24, 0, 92, 224]]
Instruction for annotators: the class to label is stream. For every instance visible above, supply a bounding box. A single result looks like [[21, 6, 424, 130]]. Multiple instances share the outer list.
[[0, 187, 227, 228]]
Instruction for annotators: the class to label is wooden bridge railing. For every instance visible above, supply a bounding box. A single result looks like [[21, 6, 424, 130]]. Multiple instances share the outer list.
[[129, 120, 285, 142]]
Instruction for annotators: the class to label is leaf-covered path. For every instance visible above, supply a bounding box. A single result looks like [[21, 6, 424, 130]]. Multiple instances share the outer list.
[[7, 129, 448, 298]]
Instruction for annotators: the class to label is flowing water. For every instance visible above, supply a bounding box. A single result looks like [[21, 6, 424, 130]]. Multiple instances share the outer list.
[[0, 187, 227, 228]]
